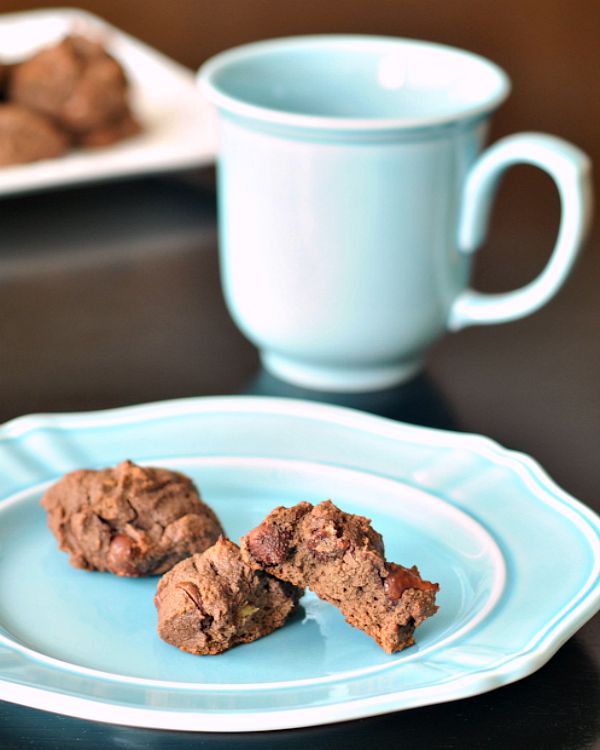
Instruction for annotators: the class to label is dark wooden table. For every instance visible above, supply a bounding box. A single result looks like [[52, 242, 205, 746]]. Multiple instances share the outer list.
[[1, 169, 599, 749]]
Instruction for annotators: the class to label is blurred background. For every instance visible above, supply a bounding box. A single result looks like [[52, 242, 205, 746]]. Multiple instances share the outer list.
[[3, 0, 597, 272], [2, 0, 598, 183], [1, 1, 598, 503]]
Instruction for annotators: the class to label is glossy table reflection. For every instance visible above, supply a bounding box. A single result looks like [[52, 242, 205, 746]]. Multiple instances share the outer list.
[[1, 170, 599, 749]]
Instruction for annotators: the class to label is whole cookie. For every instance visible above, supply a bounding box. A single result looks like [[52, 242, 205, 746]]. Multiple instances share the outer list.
[[241, 499, 439, 653], [0, 104, 69, 166], [9, 35, 132, 134], [155, 537, 303, 655], [41, 460, 224, 576]]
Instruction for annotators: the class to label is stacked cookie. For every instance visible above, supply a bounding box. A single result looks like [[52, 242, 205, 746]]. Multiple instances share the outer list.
[[42, 461, 439, 655], [0, 34, 140, 166]]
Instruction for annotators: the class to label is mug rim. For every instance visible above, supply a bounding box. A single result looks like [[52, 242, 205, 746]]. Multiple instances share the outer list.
[[198, 34, 511, 132]]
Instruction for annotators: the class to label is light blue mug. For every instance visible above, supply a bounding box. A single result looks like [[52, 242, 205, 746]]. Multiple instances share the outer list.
[[199, 36, 593, 392]]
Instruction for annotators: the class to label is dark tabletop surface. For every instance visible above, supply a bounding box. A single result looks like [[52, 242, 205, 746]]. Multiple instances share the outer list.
[[0, 169, 599, 749]]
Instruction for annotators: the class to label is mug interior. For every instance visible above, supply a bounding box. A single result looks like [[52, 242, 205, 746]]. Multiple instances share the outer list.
[[201, 36, 510, 128]]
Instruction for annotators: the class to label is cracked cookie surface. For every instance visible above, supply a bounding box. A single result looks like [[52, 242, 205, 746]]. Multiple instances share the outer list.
[[155, 537, 303, 655], [241, 500, 439, 653], [41, 460, 224, 576]]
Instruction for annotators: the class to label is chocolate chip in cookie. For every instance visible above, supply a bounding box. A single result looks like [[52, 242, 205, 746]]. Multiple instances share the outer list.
[[41, 460, 224, 576]]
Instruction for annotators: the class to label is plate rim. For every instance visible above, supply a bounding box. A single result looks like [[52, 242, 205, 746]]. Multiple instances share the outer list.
[[0, 455, 506, 691], [1, 394, 599, 731]]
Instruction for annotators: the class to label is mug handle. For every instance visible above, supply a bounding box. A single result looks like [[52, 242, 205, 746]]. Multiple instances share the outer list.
[[448, 133, 593, 330]]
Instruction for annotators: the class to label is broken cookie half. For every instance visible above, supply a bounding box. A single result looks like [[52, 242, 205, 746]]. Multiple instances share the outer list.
[[155, 537, 303, 655], [241, 499, 439, 654]]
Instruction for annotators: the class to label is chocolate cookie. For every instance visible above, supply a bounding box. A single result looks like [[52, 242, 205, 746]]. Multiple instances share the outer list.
[[75, 109, 141, 148], [41, 460, 224, 576], [9, 35, 135, 136], [241, 500, 439, 653], [0, 104, 69, 165], [155, 537, 303, 655]]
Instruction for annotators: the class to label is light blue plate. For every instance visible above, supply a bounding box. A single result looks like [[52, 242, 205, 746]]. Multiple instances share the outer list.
[[0, 396, 599, 731]]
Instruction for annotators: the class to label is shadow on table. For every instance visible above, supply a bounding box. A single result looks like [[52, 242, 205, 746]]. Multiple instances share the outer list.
[[239, 367, 457, 431]]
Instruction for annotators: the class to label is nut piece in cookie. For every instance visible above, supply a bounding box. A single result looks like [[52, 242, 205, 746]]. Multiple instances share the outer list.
[[155, 537, 303, 655], [241, 499, 439, 654], [41, 460, 224, 576]]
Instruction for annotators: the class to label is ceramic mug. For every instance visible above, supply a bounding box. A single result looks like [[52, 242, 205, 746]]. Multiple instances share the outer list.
[[199, 36, 593, 392]]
